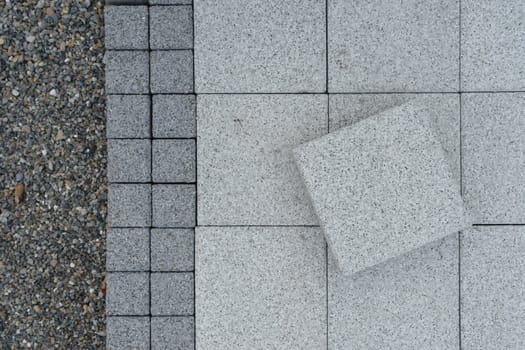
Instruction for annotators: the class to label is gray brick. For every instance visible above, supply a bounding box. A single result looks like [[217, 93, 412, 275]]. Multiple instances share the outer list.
[[106, 272, 149, 315], [151, 272, 194, 315], [150, 0, 191, 3], [107, 228, 150, 271], [328, 0, 458, 92], [108, 139, 151, 183], [152, 317, 194, 350], [151, 229, 194, 272], [152, 95, 195, 138], [106, 0, 147, 4], [106, 317, 150, 350], [150, 6, 193, 50], [108, 184, 151, 227], [152, 139, 195, 183], [105, 51, 149, 94], [150, 51, 193, 93], [104, 6, 148, 50], [107, 95, 150, 139], [152, 184, 195, 228]]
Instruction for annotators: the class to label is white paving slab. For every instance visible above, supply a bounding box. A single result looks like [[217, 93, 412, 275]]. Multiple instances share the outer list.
[[194, 0, 326, 93], [197, 94, 327, 225], [195, 226, 326, 350], [294, 101, 470, 274]]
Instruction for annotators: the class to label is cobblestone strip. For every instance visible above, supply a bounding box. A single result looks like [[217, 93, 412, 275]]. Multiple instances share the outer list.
[[104, 2, 196, 349]]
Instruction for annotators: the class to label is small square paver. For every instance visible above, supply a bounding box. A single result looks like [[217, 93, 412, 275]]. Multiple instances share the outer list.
[[150, 0, 191, 3], [461, 226, 525, 349], [106, 317, 150, 350], [107, 95, 150, 139], [152, 184, 195, 228], [105, 51, 149, 94], [151, 272, 194, 315], [150, 51, 193, 93], [329, 234, 459, 349], [152, 317, 194, 350], [328, 0, 459, 92], [150, 6, 193, 50], [107, 228, 150, 271], [194, 0, 326, 93], [197, 94, 327, 225], [108, 139, 151, 183], [152, 95, 195, 138], [294, 100, 470, 274], [152, 139, 195, 183], [195, 226, 326, 349], [462, 93, 525, 224], [461, 0, 525, 91], [151, 229, 194, 271], [106, 272, 149, 315], [104, 6, 148, 50], [108, 184, 151, 227]]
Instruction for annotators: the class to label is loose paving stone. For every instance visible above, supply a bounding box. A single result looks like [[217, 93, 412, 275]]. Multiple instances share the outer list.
[[150, 5, 193, 50], [197, 94, 327, 225], [152, 317, 195, 350], [329, 234, 459, 349], [107, 139, 151, 183], [151, 273, 194, 315], [293, 101, 470, 274], [105, 51, 149, 94], [152, 184, 196, 227], [106, 228, 150, 271], [107, 95, 150, 139], [108, 184, 151, 227], [151, 229, 194, 271], [104, 6, 148, 50], [150, 50, 193, 93], [461, 226, 525, 349], [194, 0, 326, 93], [329, 94, 461, 182], [152, 139, 195, 183], [153, 95, 196, 138], [195, 226, 326, 350], [328, 0, 459, 92], [106, 273, 149, 315], [461, 0, 525, 91], [462, 93, 525, 224], [106, 317, 150, 350]]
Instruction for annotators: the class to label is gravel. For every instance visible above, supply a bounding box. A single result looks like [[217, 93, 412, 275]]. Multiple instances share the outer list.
[[0, 0, 106, 348]]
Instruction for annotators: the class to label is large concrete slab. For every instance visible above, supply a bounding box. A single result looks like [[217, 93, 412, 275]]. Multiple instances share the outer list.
[[197, 94, 327, 225], [462, 93, 525, 224], [194, 0, 326, 93], [294, 101, 470, 274], [328, 0, 459, 92], [195, 226, 326, 350], [461, 226, 525, 349], [329, 234, 459, 349]]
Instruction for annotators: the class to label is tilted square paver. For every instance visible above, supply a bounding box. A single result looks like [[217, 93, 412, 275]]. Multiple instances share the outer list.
[[106, 95, 150, 139], [329, 234, 459, 349], [108, 184, 151, 227], [152, 317, 194, 350], [106, 228, 150, 271], [104, 6, 148, 50], [150, 50, 193, 93], [106, 317, 150, 350], [197, 94, 327, 225], [152, 94, 196, 138], [108, 139, 151, 183], [150, 5, 193, 50], [462, 93, 525, 224], [461, 0, 525, 91], [293, 101, 470, 274], [106, 272, 149, 315], [152, 139, 195, 183], [195, 226, 326, 350], [152, 184, 195, 227], [461, 226, 525, 349], [194, 0, 326, 93], [151, 228, 194, 272], [328, 0, 459, 92], [105, 51, 149, 94], [151, 272, 194, 315]]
